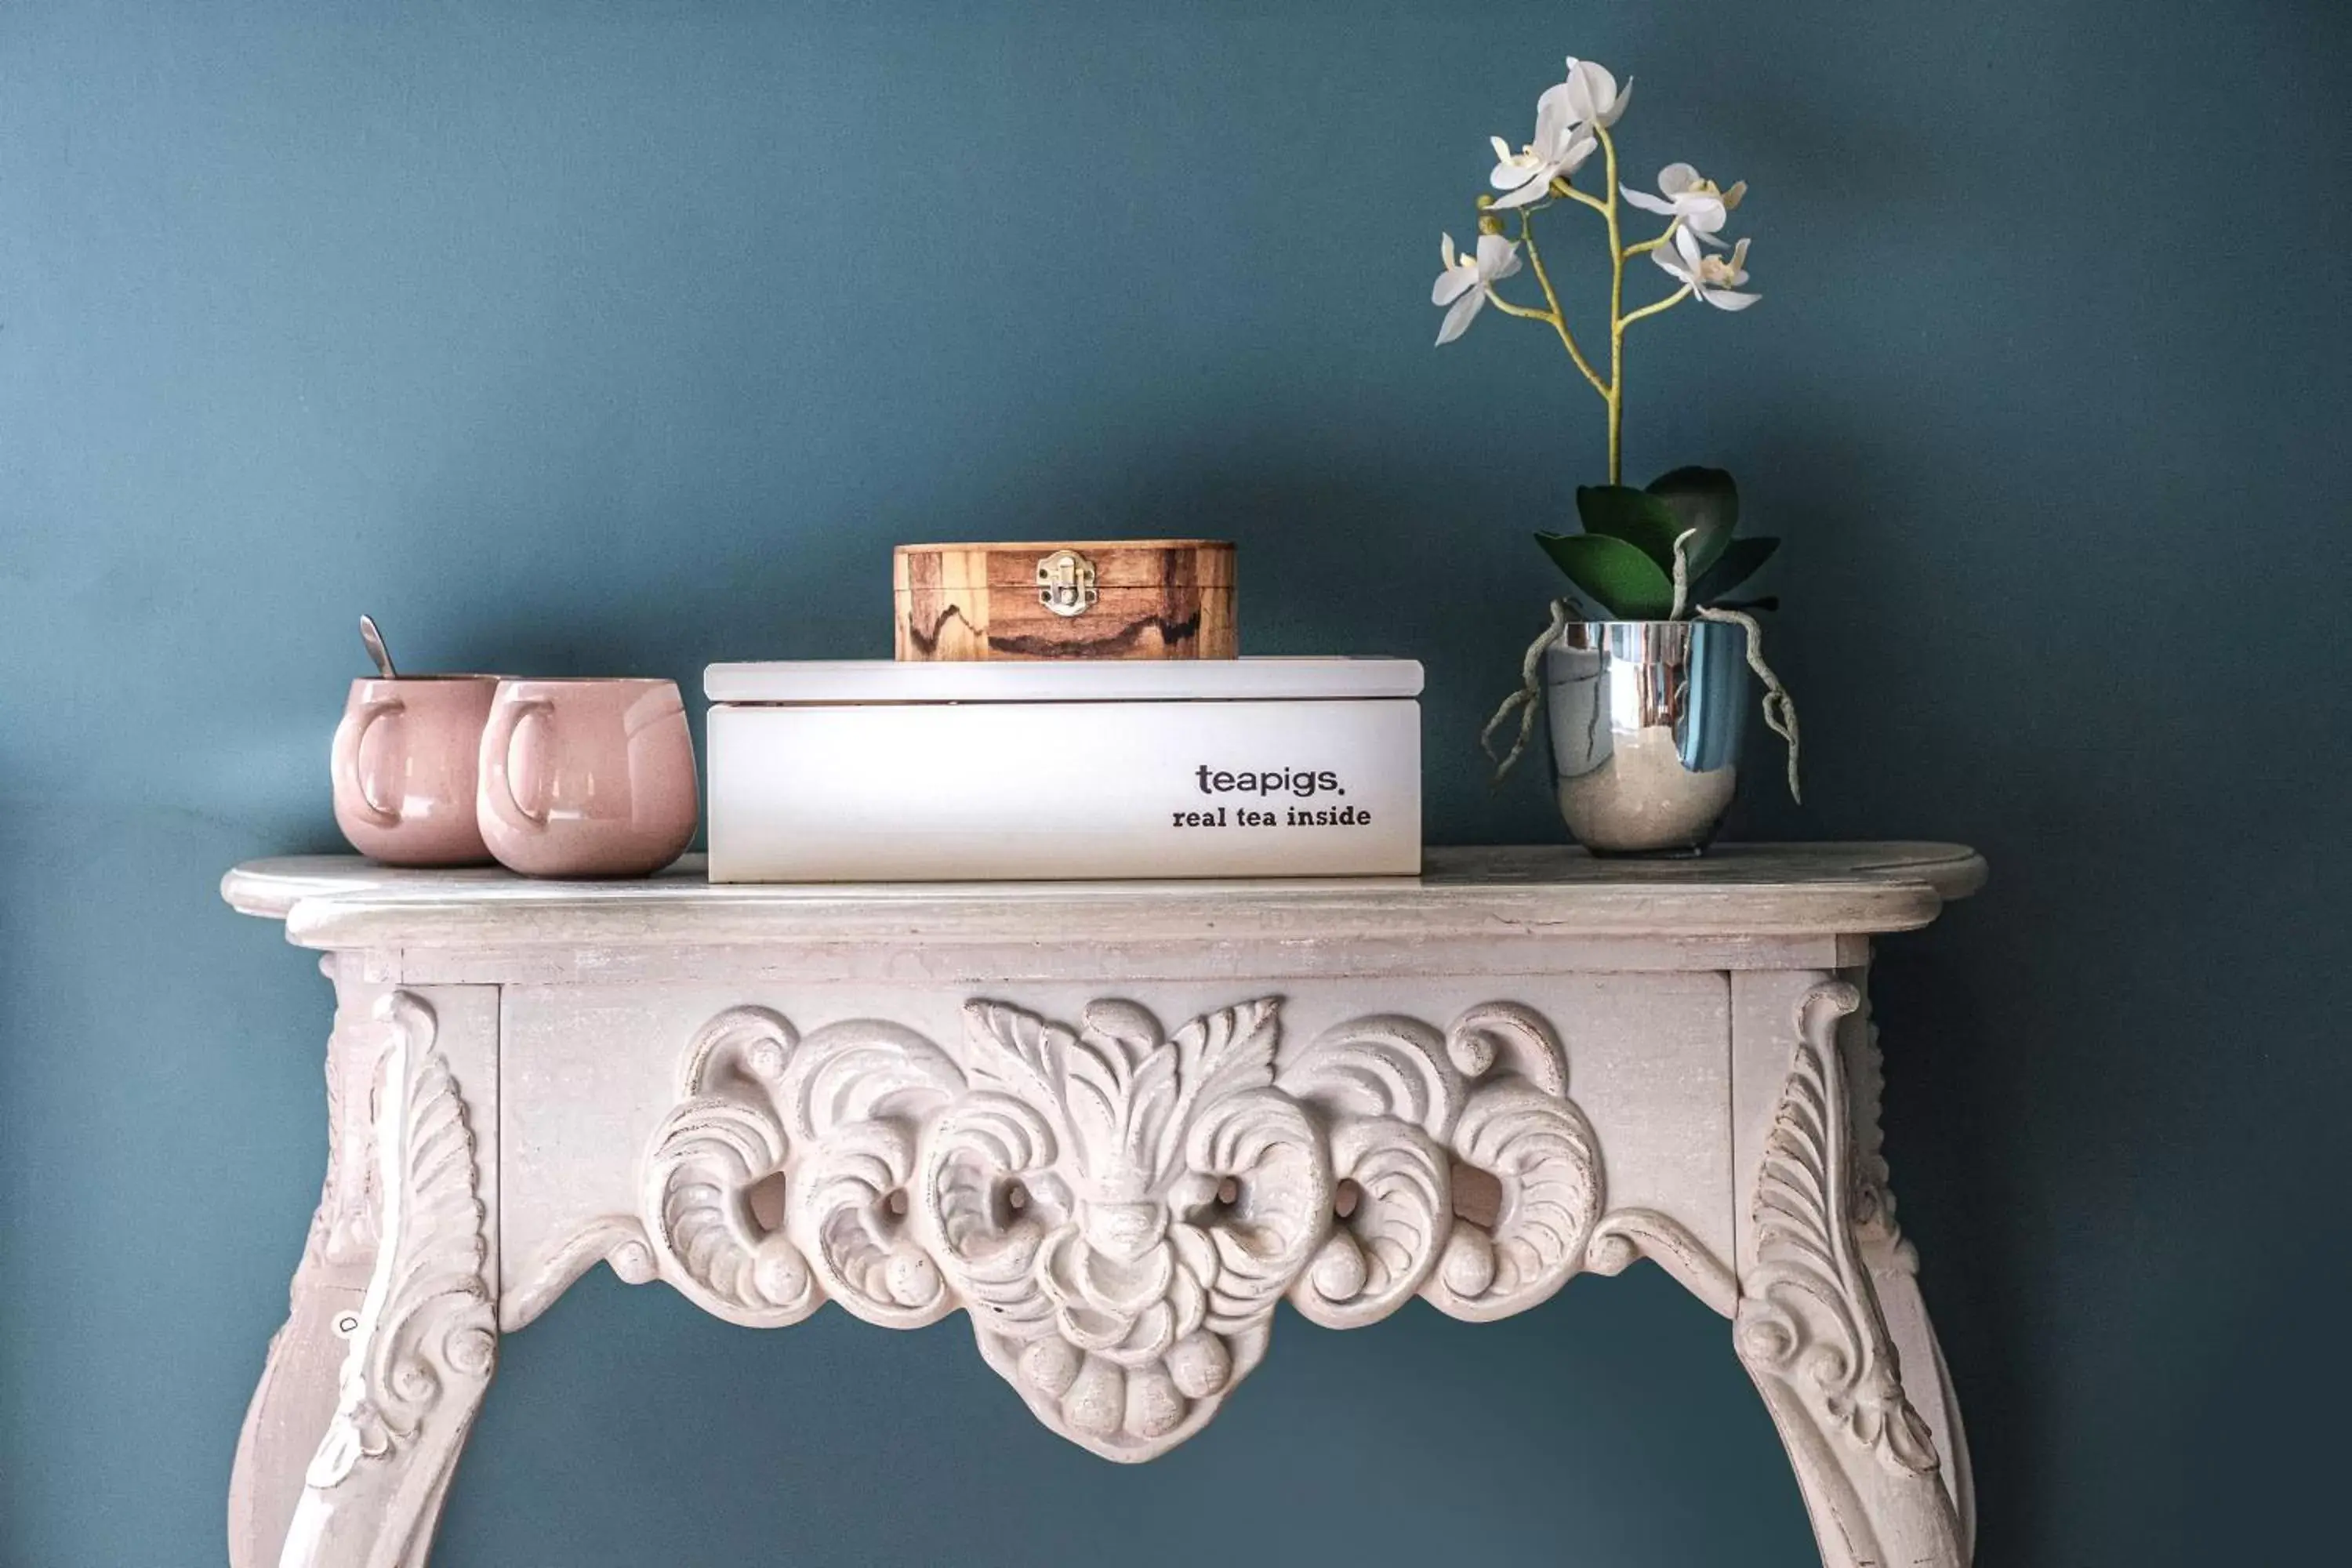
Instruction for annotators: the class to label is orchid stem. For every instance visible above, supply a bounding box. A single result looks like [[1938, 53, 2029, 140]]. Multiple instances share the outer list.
[[1619, 285, 1691, 328], [1552, 179, 1610, 215], [1513, 133, 1683, 482], [1518, 212, 1608, 399], [1599, 127, 1626, 485], [1486, 294, 1552, 322], [1622, 216, 1679, 259]]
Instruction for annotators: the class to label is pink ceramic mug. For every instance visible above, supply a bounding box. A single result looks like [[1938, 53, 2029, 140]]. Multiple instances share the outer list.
[[476, 678, 699, 877], [331, 675, 502, 866]]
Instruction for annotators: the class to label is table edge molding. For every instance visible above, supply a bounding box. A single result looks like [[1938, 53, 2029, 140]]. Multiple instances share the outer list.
[[222, 844, 1986, 949]]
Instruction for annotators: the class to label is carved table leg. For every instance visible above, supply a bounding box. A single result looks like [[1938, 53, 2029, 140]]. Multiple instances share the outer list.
[[1733, 978, 1967, 1568], [230, 987, 497, 1568], [1843, 985, 1976, 1556]]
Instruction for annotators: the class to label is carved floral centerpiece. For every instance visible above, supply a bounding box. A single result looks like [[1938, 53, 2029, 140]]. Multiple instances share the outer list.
[[599, 993, 1625, 1459], [1443, 54, 1802, 854]]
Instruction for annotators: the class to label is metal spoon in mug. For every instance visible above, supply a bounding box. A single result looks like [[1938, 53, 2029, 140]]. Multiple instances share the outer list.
[[359, 615, 399, 679]]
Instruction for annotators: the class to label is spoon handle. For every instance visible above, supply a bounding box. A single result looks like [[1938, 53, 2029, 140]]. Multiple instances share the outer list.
[[359, 614, 399, 679]]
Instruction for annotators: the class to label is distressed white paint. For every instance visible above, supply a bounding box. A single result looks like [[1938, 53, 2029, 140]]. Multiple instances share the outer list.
[[224, 843, 1980, 1567]]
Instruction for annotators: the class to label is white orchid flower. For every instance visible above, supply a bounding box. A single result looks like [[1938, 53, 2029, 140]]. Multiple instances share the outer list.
[[1489, 81, 1602, 210], [1432, 231, 1523, 344], [1553, 57, 1630, 130], [1651, 226, 1759, 310], [1622, 162, 1748, 246]]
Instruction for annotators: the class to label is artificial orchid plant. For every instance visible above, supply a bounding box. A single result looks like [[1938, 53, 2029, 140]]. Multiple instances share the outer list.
[[1448, 56, 1799, 795], [1435, 56, 1778, 624]]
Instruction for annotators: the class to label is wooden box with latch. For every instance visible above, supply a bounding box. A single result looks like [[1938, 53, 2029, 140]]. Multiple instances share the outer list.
[[892, 539, 1236, 660]]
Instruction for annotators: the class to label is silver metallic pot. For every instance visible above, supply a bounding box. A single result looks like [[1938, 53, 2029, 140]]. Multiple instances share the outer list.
[[1543, 619, 1751, 855]]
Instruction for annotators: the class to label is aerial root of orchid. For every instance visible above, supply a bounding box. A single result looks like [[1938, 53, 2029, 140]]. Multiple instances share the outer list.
[[1432, 56, 1760, 485]]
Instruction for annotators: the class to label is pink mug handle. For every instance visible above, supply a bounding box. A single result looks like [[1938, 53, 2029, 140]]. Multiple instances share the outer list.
[[331, 695, 405, 829], [480, 697, 554, 834]]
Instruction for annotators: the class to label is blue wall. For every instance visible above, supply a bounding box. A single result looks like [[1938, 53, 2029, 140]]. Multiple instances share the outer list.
[[4, 2, 2347, 1563]]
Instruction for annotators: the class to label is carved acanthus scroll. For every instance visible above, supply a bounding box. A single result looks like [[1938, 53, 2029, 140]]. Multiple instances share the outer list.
[[1737, 982, 1938, 1473], [1733, 980, 1965, 1568], [299, 982, 385, 1289], [532, 994, 1658, 1461], [278, 992, 496, 1568], [1277, 1002, 1602, 1327]]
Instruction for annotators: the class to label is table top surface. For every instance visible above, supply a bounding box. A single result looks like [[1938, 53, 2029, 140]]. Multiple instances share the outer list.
[[222, 843, 1985, 947]]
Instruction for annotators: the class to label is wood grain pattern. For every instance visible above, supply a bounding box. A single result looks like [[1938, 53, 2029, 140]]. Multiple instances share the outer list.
[[894, 539, 1236, 659]]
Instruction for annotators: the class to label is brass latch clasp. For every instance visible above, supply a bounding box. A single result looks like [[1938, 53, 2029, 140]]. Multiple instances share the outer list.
[[1034, 549, 1098, 617]]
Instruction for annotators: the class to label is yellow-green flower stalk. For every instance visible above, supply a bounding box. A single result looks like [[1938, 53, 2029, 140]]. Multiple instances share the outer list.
[[1434, 56, 1759, 486]]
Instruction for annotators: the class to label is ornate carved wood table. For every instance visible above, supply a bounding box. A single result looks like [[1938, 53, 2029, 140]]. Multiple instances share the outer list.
[[222, 843, 1984, 1568]]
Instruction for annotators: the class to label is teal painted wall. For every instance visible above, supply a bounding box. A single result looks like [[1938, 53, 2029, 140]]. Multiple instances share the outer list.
[[3, 2, 2346, 1563]]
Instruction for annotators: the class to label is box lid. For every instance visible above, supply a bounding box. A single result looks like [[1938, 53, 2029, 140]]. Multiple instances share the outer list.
[[895, 539, 1234, 589], [705, 657, 1423, 705]]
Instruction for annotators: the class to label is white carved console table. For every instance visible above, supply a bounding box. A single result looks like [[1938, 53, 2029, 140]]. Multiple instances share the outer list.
[[221, 844, 1984, 1568]]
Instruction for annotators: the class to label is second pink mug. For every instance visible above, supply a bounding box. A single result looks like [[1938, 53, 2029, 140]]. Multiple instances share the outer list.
[[476, 678, 699, 877]]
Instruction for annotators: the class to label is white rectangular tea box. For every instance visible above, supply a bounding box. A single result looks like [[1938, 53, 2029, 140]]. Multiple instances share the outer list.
[[704, 659, 1421, 881]]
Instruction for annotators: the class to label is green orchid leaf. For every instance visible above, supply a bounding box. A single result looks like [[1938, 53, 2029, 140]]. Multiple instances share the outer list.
[[1534, 531, 1677, 619], [1690, 535, 1780, 605], [1644, 466, 1740, 579], [1573, 485, 1688, 575]]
